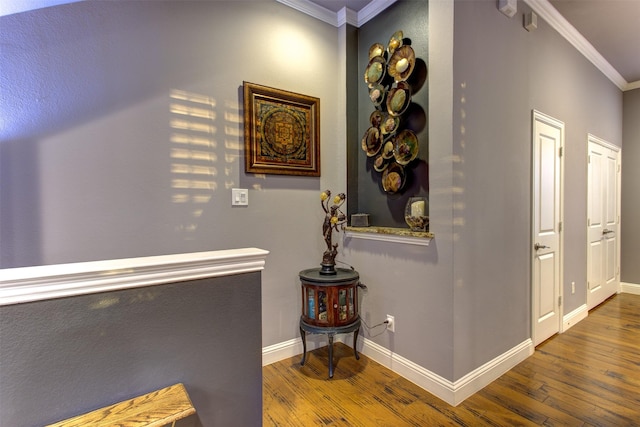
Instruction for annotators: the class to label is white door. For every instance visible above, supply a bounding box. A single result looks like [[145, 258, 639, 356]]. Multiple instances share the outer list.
[[532, 111, 564, 346], [587, 135, 620, 310]]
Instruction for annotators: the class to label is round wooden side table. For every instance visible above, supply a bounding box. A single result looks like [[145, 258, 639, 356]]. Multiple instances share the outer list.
[[299, 267, 361, 378]]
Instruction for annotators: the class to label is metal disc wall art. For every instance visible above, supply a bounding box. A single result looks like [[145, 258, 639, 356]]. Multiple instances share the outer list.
[[361, 30, 422, 194]]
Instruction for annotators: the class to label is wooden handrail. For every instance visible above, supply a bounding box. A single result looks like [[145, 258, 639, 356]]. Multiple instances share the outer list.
[[46, 383, 196, 427]]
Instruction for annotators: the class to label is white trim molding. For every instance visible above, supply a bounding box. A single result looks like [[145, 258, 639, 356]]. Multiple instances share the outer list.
[[263, 338, 303, 366], [523, 0, 633, 91], [277, 0, 396, 27], [621, 282, 640, 295], [0, 248, 269, 306], [562, 303, 588, 332], [343, 337, 533, 406], [277, 0, 339, 26], [262, 334, 334, 366], [264, 334, 534, 406], [356, 0, 396, 27]]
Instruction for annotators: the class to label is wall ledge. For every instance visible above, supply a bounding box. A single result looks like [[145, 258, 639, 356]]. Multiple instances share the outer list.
[[344, 226, 434, 246], [0, 248, 269, 306]]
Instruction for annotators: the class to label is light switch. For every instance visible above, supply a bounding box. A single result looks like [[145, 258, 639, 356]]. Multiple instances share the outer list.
[[231, 188, 249, 206]]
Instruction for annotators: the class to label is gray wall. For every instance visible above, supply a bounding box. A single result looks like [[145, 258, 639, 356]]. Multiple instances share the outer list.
[[451, 0, 622, 377], [622, 88, 640, 284], [0, 0, 633, 398], [0, 273, 262, 427], [0, 0, 345, 350], [346, 0, 625, 384]]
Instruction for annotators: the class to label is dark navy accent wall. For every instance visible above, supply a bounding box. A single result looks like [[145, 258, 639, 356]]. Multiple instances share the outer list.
[[352, 1, 429, 227]]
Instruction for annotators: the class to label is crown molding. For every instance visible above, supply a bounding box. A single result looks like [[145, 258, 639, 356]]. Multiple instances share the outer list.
[[357, 0, 397, 27], [523, 0, 629, 91], [278, 0, 396, 28], [277, 0, 340, 26], [337, 6, 358, 27], [626, 80, 640, 91]]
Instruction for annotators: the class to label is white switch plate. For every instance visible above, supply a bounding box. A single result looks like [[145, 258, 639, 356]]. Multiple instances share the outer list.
[[231, 188, 248, 206]]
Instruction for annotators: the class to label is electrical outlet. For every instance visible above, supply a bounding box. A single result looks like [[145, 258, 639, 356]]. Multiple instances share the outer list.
[[386, 314, 395, 333]]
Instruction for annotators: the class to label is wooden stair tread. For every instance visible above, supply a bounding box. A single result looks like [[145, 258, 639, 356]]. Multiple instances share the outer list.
[[46, 383, 195, 427]]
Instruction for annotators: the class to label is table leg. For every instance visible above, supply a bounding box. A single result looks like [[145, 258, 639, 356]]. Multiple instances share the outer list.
[[353, 327, 360, 360], [300, 326, 307, 366], [328, 334, 334, 378]]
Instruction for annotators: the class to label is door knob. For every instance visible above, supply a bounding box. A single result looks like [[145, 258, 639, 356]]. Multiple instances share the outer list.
[[602, 229, 613, 234], [534, 243, 549, 250]]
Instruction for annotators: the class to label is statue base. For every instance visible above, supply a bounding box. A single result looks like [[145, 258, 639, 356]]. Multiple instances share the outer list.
[[319, 263, 337, 275]]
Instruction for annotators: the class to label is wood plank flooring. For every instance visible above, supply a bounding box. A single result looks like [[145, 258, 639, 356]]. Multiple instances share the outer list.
[[263, 293, 640, 426]]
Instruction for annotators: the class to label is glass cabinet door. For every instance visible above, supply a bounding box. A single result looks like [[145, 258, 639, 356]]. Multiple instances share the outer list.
[[318, 291, 327, 321], [307, 288, 315, 319], [348, 287, 355, 318], [338, 289, 347, 320]]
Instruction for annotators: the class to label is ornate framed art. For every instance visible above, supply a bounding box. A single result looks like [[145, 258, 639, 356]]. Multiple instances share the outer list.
[[243, 82, 320, 176]]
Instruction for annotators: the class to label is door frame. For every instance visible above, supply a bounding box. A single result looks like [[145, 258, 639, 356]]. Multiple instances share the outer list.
[[586, 134, 621, 309], [531, 110, 565, 345]]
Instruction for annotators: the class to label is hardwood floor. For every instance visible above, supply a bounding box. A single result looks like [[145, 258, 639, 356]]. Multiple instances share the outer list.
[[263, 293, 640, 426]]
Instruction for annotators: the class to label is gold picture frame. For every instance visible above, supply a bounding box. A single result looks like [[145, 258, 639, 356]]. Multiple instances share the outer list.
[[243, 82, 320, 176]]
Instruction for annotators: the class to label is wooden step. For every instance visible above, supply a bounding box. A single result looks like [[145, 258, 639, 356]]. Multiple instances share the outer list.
[[46, 383, 195, 427]]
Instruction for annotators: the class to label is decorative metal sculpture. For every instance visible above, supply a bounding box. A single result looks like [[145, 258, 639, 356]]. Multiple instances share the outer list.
[[362, 30, 422, 194], [320, 190, 346, 275]]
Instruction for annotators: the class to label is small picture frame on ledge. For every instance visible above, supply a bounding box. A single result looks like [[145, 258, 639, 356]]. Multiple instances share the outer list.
[[243, 82, 320, 176]]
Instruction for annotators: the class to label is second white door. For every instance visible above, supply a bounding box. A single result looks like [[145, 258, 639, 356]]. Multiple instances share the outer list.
[[587, 135, 620, 310]]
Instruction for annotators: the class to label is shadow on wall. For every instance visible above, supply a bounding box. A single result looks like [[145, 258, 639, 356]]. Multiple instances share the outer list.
[[0, 139, 42, 267], [168, 89, 220, 241]]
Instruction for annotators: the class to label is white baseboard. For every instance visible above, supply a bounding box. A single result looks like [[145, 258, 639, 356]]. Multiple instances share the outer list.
[[562, 303, 588, 332], [264, 334, 534, 406], [621, 282, 640, 295], [356, 338, 458, 404], [449, 339, 533, 405], [262, 338, 300, 366], [358, 337, 534, 406], [262, 335, 332, 366]]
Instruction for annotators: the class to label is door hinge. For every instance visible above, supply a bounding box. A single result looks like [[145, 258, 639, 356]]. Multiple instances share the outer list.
[[558, 221, 563, 232], [618, 164, 621, 173], [587, 218, 591, 227], [558, 295, 562, 307], [588, 155, 591, 164], [559, 147, 563, 157]]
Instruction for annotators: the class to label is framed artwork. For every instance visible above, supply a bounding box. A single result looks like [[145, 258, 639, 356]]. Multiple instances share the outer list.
[[243, 82, 320, 176]]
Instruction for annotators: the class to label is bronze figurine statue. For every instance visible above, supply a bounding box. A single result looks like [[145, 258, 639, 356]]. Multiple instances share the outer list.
[[320, 190, 346, 275]]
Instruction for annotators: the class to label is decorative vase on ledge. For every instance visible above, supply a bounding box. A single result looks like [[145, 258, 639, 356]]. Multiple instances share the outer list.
[[404, 196, 429, 232]]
